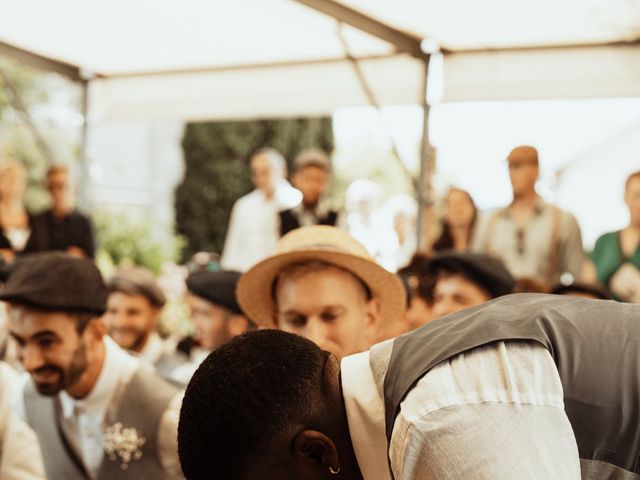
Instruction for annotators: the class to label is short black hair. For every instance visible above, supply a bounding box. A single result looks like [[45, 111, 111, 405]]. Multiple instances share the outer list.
[[178, 329, 328, 480], [398, 253, 435, 305]]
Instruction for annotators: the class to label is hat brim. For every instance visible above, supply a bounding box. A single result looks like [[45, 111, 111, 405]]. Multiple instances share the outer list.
[[237, 249, 406, 328]]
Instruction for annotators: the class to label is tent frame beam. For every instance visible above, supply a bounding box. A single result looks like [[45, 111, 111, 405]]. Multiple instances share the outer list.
[[293, 0, 425, 58], [0, 41, 82, 82]]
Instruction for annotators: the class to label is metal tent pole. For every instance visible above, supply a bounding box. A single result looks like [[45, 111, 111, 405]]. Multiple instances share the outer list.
[[78, 77, 92, 209], [417, 54, 434, 251]]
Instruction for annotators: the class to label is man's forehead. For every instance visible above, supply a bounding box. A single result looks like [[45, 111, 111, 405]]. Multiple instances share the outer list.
[[107, 290, 153, 306], [186, 292, 226, 312], [7, 304, 76, 332], [278, 266, 363, 293], [251, 153, 275, 169]]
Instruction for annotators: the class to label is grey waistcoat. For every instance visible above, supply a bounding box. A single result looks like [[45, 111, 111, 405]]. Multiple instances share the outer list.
[[380, 293, 640, 477], [154, 350, 189, 383], [23, 366, 179, 480]]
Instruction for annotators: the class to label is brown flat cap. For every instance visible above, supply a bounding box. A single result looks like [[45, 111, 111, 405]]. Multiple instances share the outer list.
[[0, 252, 107, 315], [293, 148, 331, 172], [507, 145, 538, 165], [108, 267, 166, 307]]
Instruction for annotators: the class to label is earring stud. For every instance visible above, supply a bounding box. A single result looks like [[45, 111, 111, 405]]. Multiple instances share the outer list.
[[329, 466, 341, 475]]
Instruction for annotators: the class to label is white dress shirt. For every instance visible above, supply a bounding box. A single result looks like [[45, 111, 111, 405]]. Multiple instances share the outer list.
[[341, 340, 581, 480], [169, 346, 209, 385], [138, 331, 175, 366], [58, 337, 139, 476], [221, 181, 301, 272]]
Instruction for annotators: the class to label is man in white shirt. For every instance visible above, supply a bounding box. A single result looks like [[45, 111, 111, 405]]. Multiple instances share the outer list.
[[1, 253, 183, 479], [221, 148, 301, 272], [105, 267, 187, 380], [179, 293, 640, 479]]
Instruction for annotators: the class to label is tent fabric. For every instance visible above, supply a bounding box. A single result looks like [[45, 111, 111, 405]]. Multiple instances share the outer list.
[[92, 55, 425, 121], [442, 44, 640, 102], [337, 0, 640, 50], [0, 0, 639, 120]]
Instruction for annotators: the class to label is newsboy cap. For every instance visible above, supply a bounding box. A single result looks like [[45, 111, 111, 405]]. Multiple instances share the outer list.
[[0, 252, 107, 315], [293, 148, 331, 172], [186, 270, 243, 315], [429, 251, 515, 299], [107, 266, 166, 307]]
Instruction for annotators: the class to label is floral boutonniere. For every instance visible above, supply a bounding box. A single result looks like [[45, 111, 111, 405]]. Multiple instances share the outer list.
[[104, 422, 146, 470]]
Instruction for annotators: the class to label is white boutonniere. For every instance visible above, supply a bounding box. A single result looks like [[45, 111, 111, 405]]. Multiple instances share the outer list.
[[104, 422, 146, 470]]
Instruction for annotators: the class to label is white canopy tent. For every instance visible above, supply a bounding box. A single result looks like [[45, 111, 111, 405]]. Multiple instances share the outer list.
[[1, 0, 639, 121], [1, 0, 639, 248]]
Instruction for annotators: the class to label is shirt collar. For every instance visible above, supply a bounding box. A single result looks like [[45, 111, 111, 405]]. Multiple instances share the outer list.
[[341, 351, 393, 480], [291, 199, 330, 219], [504, 195, 547, 218], [139, 332, 165, 365], [59, 337, 138, 419]]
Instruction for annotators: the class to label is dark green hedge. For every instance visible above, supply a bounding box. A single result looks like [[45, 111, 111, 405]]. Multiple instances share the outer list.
[[175, 117, 333, 259]]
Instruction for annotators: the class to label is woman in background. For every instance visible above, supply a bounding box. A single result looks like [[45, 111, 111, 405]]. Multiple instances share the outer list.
[[592, 170, 640, 302], [0, 162, 34, 264], [432, 187, 477, 252]]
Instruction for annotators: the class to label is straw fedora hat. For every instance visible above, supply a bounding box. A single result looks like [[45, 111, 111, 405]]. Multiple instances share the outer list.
[[237, 225, 406, 328]]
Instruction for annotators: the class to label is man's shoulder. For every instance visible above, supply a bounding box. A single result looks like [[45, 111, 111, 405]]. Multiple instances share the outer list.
[[67, 209, 92, 222], [122, 365, 181, 410], [30, 209, 53, 227], [31, 209, 91, 225], [232, 189, 262, 209]]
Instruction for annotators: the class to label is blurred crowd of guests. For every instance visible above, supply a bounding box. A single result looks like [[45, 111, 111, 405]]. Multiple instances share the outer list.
[[220, 144, 640, 302], [0, 143, 638, 479], [0, 162, 95, 264]]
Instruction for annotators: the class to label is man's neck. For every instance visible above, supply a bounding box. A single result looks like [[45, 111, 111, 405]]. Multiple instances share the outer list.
[[261, 188, 275, 201], [133, 332, 151, 354], [302, 201, 319, 212], [66, 340, 106, 399], [511, 189, 537, 207], [52, 203, 71, 218]]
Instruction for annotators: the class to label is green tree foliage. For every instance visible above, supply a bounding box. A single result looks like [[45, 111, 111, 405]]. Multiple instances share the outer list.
[[94, 211, 185, 275], [0, 55, 80, 212], [175, 117, 333, 259]]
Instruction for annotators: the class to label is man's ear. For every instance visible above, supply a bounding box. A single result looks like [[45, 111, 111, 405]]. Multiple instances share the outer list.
[[364, 297, 381, 329], [291, 429, 340, 477], [365, 297, 386, 345], [228, 314, 250, 337], [291, 170, 301, 189], [87, 316, 107, 340]]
